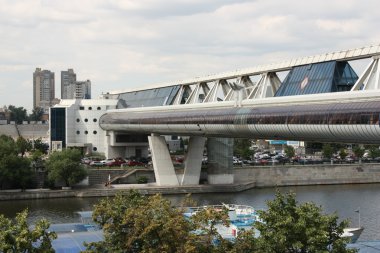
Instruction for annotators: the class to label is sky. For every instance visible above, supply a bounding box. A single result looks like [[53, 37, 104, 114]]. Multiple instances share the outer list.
[[0, 0, 379, 112]]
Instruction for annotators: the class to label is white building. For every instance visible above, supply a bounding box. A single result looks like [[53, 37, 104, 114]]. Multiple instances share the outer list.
[[50, 99, 118, 156], [50, 98, 151, 159]]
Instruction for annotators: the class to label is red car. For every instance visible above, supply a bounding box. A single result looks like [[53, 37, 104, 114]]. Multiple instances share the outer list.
[[127, 160, 145, 166], [107, 158, 127, 167]]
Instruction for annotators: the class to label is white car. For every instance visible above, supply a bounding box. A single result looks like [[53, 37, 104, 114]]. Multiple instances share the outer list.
[[100, 158, 114, 165]]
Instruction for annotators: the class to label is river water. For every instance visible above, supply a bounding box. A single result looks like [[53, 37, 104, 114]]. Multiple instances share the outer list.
[[0, 184, 379, 241]]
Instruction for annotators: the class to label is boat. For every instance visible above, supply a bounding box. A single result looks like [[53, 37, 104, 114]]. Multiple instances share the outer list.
[[342, 227, 364, 243], [183, 203, 261, 239]]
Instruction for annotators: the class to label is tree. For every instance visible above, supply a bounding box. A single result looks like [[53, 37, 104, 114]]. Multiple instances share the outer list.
[[0, 209, 56, 253], [190, 205, 233, 252], [234, 138, 253, 159], [31, 138, 49, 154], [284, 145, 295, 158], [29, 107, 44, 121], [7, 105, 28, 124], [45, 148, 87, 187], [0, 135, 33, 190], [322, 144, 334, 159], [254, 190, 357, 253], [367, 145, 380, 159], [84, 191, 196, 253], [339, 148, 348, 160], [16, 136, 31, 157], [353, 146, 365, 159]]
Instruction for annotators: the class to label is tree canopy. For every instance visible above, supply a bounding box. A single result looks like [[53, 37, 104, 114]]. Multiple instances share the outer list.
[[0, 209, 56, 253], [7, 105, 28, 124], [254, 190, 357, 253], [284, 145, 295, 158], [322, 144, 334, 159], [84, 190, 356, 253], [0, 135, 33, 190], [234, 138, 253, 159], [29, 107, 45, 121], [45, 148, 87, 187]]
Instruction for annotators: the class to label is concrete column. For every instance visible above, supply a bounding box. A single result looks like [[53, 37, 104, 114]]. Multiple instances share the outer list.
[[148, 134, 179, 186], [181, 136, 206, 185], [207, 137, 234, 184]]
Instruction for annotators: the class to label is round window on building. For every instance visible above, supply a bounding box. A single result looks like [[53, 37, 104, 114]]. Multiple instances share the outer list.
[[85, 131, 88, 135], [93, 118, 97, 122], [93, 147, 97, 151], [97, 107, 101, 110], [76, 131, 80, 134], [88, 107, 92, 110], [84, 118, 88, 122], [76, 118, 80, 123], [93, 130, 97, 135]]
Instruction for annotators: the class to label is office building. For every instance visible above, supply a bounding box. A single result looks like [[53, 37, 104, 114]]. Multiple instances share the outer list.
[[61, 69, 76, 99], [33, 68, 55, 113]]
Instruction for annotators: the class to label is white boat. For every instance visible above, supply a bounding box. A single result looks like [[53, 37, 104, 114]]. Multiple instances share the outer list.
[[183, 203, 261, 238], [342, 227, 364, 243]]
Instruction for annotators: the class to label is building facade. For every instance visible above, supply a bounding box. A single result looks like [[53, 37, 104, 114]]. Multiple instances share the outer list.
[[74, 80, 91, 99], [33, 68, 55, 113], [50, 99, 119, 156], [61, 69, 77, 99]]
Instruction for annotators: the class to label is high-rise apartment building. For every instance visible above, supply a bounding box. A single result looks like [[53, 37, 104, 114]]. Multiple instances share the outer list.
[[75, 80, 91, 99], [61, 69, 76, 99], [33, 68, 55, 113], [63, 80, 91, 99]]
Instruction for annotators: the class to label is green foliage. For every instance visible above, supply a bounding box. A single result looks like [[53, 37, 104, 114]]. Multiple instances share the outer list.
[[85, 190, 355, 253], [0, 209, 56, 253], [45, 148, 87, 187], [16, 136, 31, 157], [339, 148, 348, 160], [353, 146, 365, 159], [7, 105, 28, 124], [137, 175, 148, 184], [31, 138, 49, 154], [368, 145, 380, 159], [29, 107, 45, 121], [190, 205, 233, 252], [322, 144, 334, 159], [234, 138, 253, 159], [84, 191, 195, 253], [284, 145, 295, 158], [0, 135, 33, 190], [254, 190, 357, 253]]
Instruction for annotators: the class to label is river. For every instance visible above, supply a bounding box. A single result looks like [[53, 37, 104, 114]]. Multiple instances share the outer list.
[[0, 184, 379, 241]]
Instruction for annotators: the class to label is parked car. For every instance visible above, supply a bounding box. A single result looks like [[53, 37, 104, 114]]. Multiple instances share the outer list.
[[90, 160, 104, 167], [254, 159, 269, 165], [81, 157, 92, 165], [127, 160, 145, 167], [233, 158, 243, 166], [106, 158, 127, 167]]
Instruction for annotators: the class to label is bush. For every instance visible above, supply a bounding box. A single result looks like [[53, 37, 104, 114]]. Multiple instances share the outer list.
[[137, 176, 148, 184]]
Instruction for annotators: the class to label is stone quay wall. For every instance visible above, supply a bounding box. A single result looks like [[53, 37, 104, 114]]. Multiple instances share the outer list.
[[234, 163, 380, 187]]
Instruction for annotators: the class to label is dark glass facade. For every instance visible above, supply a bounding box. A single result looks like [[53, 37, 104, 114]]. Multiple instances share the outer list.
[[115, 134, 148, 143], [117, 86, 180, 108], [50, 108, 66, 147], [275, 61, 358, 97]]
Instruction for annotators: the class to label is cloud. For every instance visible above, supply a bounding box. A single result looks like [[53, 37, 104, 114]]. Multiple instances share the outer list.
[[0, 0, 378, 111]]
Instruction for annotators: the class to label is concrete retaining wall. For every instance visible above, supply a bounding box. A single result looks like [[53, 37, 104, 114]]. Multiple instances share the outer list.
[[234, 163, 380, 187], [2, 164, 380, 201]]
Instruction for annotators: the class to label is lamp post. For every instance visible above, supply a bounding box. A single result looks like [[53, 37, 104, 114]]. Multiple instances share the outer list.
[[355, 207, 361, 228]]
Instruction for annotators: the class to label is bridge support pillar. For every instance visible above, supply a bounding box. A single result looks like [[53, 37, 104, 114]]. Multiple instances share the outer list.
[[207, 137, 234, 184], [148, 134, 179, 186], [181, 136, 206, 185]]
